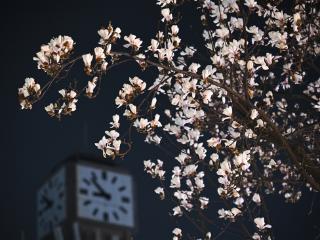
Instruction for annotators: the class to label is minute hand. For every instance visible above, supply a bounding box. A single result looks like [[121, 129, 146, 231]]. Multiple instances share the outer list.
[[92, 179, 111, 200]]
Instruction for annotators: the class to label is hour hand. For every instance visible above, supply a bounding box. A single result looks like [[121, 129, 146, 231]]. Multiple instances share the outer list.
[[41, 195, 53, 208], [91, 179, 112, 200], [93, 190, 111, 200]]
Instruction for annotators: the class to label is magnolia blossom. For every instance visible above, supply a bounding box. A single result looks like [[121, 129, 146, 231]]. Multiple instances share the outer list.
[[98, 26, 121, 45], [94, 47, 106, 61], [202, 65, 216, 80], [253, 193, 261, 204], [86, 77, 98, 97], [254, 217, 272, 230], [110, 114, 120, 129], [172, 228, 182, 239], [244, 0, 258, 9], [124, 34, 143, 50], [246, 26, 263, 43], [154, 187, 165, 200], [201, 90, 213, 104], [161, 8, 173, 22], [172, 206, 182, 216], [148, 39, 159, 52], [82, 53, 93, 68], [250, 109, 259, 120]]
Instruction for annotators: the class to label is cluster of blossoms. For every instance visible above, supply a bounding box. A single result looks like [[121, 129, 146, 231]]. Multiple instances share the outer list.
[[94, 115, 121, 159], [95, 130, 121, 159], [33, 35, 74, 76], [18, 78, 41, 109], [20, 0, 320, 239], [45, 89, 78, 118], [115, 77, 146, 107]]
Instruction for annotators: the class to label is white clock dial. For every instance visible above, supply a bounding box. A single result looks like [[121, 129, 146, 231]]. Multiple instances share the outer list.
[[77, 165, 134, 228], [37, 167, 66, 239]]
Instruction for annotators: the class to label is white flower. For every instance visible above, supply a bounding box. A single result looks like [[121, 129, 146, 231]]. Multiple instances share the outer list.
[[195, 176, 205, 189], [172, 228, 182, 237], [148, 39, 159, 52], [265, 53, 274, 66], [170, 175, 181, 188], [161, 8, 173, 22], [199, 197, 209, 209], [44, 103, 54, 114], [246, 26, 263, 43], [86, 77, 98, 97], [105, 130, 120, 139], [252, 233, 261, 240], [222, 106, 232, 118], [253, 193, 261, 204], [256, 119, 265, 128], [268, 31, 288, 50], [234, 150, 251, 171], [171, 25, 179, 35], [157, 0, 176, 7], [110, 114, 120, 129], [183, 164, 198, 176], [95, 136, 108, 151], [195, 143, 207, 160], [98, 29, 112, 41], [172, 206, 182, 216], [201, 90, 213, 104], [254, 56, 269, 70], [254, 217, 272, 230], [207, 137, 221, 147], [154, 187, 165, 200], [181, 46, 196, 56], [134, 118, 149, 130], [202, 65, 216, 80], [82, 53, 93, 67], [231, 208, 242, 217], [245, 0, 257, 8], [247, 60, 254, 71], [94, 47, 106, 61], [293, 12, 301, 32], [101, 61, 108, 71], [250, 109, 259, 120], [188, 63, 201, 73], [124, 34, 143, 50], [230, 17, 243, 30], [216, 27, 229, 39], [217, 160, 232, 176], [112, 139, 121, 151], [150, 98, 157, 109], [150, 114, 162, 128], [129, 76, 146, 91], [234, 197, 244, 207], [210, 153, 219, 164], [124, 104, 137, 119]]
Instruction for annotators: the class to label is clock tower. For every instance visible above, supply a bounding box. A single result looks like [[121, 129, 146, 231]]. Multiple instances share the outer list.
[[36, 154, 136, 240]]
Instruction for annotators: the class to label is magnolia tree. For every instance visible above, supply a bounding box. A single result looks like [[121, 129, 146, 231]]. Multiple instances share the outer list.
[[18, 0, 320, 239]]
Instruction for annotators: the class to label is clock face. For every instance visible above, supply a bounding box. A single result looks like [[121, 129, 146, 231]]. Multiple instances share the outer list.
[[76, 164, 134, 228], [37, 167, 66, 239]]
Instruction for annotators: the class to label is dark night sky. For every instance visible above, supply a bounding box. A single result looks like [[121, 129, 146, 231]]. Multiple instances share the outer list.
[[1, 1, 319, 240]]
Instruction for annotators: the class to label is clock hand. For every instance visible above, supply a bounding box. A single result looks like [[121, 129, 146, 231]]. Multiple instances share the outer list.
[[92, 191, 111, 200], [91, 178, 112, 200], [41, 195, 53, 208], [38, 196, 53, 216]]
